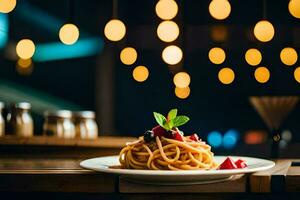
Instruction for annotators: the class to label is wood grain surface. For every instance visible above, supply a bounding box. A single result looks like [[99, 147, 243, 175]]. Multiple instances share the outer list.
[[250, 160, 291, 192]]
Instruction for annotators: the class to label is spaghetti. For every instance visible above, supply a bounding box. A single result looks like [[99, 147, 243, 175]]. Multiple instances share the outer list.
[[119, 135, 217, 170]]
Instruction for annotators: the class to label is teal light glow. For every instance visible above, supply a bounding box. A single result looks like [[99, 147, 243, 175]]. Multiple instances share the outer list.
[[33, 37, 104, 62], [15, 2, 89, 37], [207, 131, 222, 148], [15, 2, 63, 34], [223, 129, 239, 149], [0, 13, 8, 48]]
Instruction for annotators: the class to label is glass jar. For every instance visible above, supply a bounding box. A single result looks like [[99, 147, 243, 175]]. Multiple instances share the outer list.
[[73, 111, 98, 139], [6, 102, 34, 137], [0, 102, 4, 137], [43, 110, 76, 139]]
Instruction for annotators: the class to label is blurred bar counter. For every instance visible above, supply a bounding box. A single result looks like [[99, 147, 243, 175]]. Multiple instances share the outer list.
[[0, 136, 136, 158]]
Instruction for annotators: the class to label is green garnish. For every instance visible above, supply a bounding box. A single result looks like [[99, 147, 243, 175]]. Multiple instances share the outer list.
[[153, 109, 189, 131]]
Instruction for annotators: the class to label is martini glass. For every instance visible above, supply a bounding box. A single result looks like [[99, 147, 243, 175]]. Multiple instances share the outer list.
[[249, 96, 299, 158]]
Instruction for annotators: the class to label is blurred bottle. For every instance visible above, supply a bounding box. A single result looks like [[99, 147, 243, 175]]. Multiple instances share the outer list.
[[6, 102, 34, 137], [43, 110, 76, 139], [73, 111, 98, 139], [0, 102, 4, 136]]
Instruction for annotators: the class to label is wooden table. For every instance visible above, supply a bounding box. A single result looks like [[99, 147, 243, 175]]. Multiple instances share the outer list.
[[0, 158, 300, 199], [1, 136, 300, 199]]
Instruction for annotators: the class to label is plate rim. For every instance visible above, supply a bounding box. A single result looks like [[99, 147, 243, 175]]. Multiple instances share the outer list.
[[80, 155, 275, 176]]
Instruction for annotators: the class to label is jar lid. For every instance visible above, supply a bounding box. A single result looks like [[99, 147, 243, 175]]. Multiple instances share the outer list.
[[12, 102, 31, 110], [73, 111, 96, 119], [0, 102, 4, 109], [44, 110, 72, 118]]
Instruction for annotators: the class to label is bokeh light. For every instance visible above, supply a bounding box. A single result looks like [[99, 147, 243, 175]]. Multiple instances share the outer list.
[[0, 0, 16, 13], [104, 19, 126, 41], [209, 0, 231, 20], [173, 72, 191, 88], [218, 67, 235, 84], [254, 67, 270, 83], [16, 39, 35, 59], [294, 67, 300, 83], [245, 48, 262, 66], [175, 86, 190, 99], [289, 0, 300, 19], [207, 131, 222, 148], [244, 130, 267, 144], [59, 23, 79, 45], [254, 20, 275, 42], [223, 129, 239, 149], [155, 0, 178, 20], [132, 65, 149, 82], [16, 58, 33, 76], [162, 45, 183, 65], [157, 20, 179, 42], [280, 47, 298, 66], [120, 47, 137, 65], [17, 58, 32, 68], [208, 47, 226, 64], [281, 130, 292, 142]]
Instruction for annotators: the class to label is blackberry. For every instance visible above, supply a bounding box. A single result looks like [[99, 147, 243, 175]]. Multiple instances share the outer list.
[[144, 130, 154, 142]]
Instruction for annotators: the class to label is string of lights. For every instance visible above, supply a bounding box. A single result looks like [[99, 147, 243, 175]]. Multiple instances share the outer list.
[[0, 0, 300, 89]]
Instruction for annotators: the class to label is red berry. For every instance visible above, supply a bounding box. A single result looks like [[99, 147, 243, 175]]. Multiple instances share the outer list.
[[219, 157, 237, 170], [152, 125, 167, 137], [189, 134, 199, 141], [173, 131, 184, 141], [235, 159, 247, 168]]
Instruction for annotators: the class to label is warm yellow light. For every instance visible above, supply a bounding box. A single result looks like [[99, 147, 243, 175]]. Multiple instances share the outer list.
[[209, 0, 231, 20], [162, 45, 183, 65], [104, 19, 126, 42], [120, 47, 137, 65], [218, 67, 235, 84], [17, 58, 32, 68], [59, 24, 79, 45], [294, 67, 300, 83], [280, 47, 298, 66], [173, 72, 191, 88], [245, 48, 262, 66], [208, 47, 226, 64], [175, 86, 190, 99], [289, 0, 300, 19], [254, 67, 270, 83], [155, 0, 178, 20], [16, 59, 33, 76], [253, 20, 275, 42], [157, 21, 179, 42], [0, 0, 16, 13], [16, 39, 35, 59], [132, 66, 149, 82]]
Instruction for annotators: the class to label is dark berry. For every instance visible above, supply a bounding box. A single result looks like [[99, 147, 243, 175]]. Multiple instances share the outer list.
[[164, 131, 173, 138], [152, 125, 167, 137], [144, 130, 154, 142]]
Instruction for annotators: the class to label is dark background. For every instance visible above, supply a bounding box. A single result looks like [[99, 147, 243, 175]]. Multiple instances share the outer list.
[[0, 0, 300, 156]]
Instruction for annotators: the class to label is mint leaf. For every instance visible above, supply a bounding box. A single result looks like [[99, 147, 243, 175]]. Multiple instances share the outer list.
[[172, 115, 190, 127], [153, 112, 167, 127], [162, 122, 171, 130], [167, 109, 177, 121]]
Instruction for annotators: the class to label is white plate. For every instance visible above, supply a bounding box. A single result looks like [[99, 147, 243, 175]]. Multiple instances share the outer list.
[[80, 156, 275, 185]]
